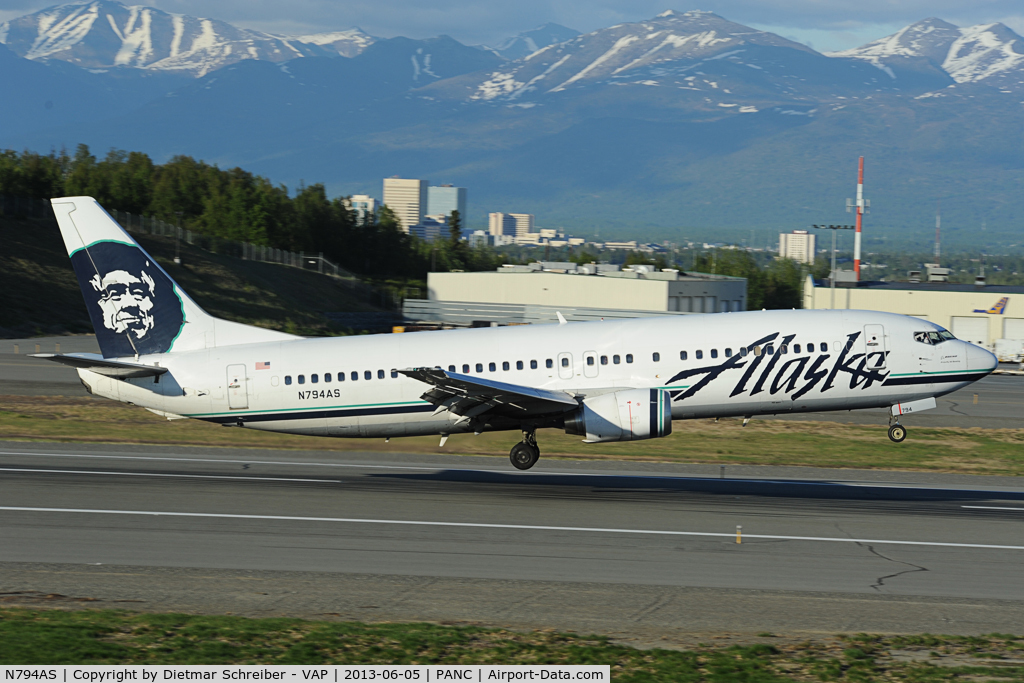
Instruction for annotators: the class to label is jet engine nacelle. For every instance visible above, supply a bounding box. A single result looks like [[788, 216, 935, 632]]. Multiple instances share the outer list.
[[564, 389, 673, 443]]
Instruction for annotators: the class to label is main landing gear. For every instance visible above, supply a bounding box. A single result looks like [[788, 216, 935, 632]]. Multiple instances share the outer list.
[[510, 429, 540, 470], [888, 423, 907, 443]]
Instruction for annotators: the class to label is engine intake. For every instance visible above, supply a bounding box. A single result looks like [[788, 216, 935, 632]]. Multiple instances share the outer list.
[[564, 388, 672, 443]]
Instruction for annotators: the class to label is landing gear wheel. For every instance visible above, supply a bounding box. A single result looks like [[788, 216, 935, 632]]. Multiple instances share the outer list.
[[510, 442, 540, 470], [888, 424, 907, 443]]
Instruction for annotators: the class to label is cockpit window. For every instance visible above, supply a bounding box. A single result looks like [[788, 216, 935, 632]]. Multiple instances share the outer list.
[[914, 330, 956, 345]]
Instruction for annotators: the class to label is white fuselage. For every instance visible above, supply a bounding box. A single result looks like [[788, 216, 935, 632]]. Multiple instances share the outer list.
[[78, 309, 996, 439]]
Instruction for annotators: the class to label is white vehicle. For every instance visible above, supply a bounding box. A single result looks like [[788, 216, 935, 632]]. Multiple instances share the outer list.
[[37, 197, 998, 470]]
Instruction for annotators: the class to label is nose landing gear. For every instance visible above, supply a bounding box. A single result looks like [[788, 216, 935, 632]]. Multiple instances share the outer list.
[[510, 429, 540, 470], [888, 423, 907, 443]]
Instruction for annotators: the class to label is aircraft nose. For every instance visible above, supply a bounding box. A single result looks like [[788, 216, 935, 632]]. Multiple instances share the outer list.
[[967, 342, 998, 374]]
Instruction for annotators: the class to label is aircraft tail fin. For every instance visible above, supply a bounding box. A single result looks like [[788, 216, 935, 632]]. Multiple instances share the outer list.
[[51, 196, 299, 359]]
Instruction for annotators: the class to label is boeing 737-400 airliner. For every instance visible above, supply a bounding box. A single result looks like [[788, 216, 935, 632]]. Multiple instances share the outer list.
[[35, 197, 998, 470]]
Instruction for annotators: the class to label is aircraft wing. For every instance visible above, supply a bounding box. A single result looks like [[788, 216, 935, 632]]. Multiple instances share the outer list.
[[30, 353, 169, 379], [399, 367, 579, 421]]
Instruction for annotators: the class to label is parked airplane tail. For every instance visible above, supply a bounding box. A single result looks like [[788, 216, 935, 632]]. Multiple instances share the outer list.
[[51, 197, 299, 359]]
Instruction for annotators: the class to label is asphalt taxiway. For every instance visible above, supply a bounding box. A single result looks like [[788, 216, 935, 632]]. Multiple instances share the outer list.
[[1, 441, 1023, 637]]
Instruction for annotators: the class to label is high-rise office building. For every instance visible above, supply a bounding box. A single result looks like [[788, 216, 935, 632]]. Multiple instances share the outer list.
[[383, 177, 427, 232], [427, 185, 467, 220], [489, 212, 516, 237], [779, 230, 816, 265], [348, 194, 376, 225], [509, 213, 534, 237]]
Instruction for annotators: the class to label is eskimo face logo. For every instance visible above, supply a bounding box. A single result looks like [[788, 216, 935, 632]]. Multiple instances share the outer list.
[[90, 268, 157, 340], [70, 242, 185, 358]]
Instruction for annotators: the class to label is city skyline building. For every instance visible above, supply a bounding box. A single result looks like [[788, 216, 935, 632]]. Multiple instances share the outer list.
[[348, 194, 376, 225], [489, 212, 516, 237], [779, 230, 816, 265], [427, 184, 467, 220], [383, 177, 427, 232], [510, 213, 535, 237]]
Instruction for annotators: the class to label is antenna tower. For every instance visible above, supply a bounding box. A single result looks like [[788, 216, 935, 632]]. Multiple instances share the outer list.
[[934, 201, 941, 263], [846, 157, 869, 281]]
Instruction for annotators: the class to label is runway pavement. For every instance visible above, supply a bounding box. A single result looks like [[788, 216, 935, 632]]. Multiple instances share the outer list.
[[1, 441, 1023, 637]]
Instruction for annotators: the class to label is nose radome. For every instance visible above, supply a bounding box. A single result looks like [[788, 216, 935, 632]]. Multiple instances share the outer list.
[[967, 342, 998, 373]]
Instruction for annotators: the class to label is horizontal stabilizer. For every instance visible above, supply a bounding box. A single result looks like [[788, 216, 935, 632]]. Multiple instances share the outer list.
[[31, 353, 169, 379]]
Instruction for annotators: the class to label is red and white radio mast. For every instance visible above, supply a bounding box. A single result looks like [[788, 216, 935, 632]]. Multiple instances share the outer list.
[[847, 157, 869, 280]]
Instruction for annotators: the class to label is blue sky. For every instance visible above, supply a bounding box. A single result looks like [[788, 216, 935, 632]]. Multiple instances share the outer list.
[[1, 0, 1021, 52]]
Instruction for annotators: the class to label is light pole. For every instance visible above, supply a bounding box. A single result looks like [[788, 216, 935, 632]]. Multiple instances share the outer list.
[[174, 211, 183, 265], [812, 224, 854, 309]]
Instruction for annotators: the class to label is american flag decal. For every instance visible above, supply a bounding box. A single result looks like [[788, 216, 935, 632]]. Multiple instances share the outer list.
[[256, 361, 270, 370]]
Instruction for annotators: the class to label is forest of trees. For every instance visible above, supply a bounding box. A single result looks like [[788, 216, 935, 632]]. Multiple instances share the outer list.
[[0, 146, 501, 281]]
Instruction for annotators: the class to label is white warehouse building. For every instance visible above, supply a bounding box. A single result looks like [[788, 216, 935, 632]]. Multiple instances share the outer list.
[[428, 263, 747, 314], [803, 276, 1024, 349]]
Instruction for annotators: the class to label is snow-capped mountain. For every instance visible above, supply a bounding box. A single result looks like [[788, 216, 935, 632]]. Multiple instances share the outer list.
[[0, 0, 367, 76], [487, 23, 581, 61], [832, 18, 1024, 91], [457, 9, 936, 108], [292, 28, 376, 58]]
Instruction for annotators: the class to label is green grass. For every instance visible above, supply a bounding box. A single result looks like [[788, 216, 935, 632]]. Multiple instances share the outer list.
[[3, 395, 1024, 477], [2, 609, 1024, 682]]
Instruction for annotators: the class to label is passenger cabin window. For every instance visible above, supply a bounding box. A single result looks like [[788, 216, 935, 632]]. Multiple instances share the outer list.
[[740, 347, 748, 357], [586, 356, 595, 366], [324, 373, 331, 383], [364, 370, 372, 380], [794, 344, 801, 353], [710, 349, 718, 359], [489, 362, 497, 372], [517, 361, 524, 370], [463, 364, 470, 373], [695, 350, 703, 360], [391, 369, 398, 378], [476, 363, 484, 373], [652, 352, 660, 362], [378, 369, 385, 379], [680, 351, 687, 360], [311, 374, 318, 383], [600, 355, 608, 365], [285, 376, 292, 385], [561, 357, 569, 367], [725, 348, 732, 357], [503, 361, 510, 371], [298, 375, 305, 384], [626, 354, 634, 364], [546, 359, 554, 368], [338, 372, 345, 382], [765, 345, 774, 355], [530, 360, 538, 369], [449, 365, 456, 372], [613, 355, 621, 364], [820, 342, 828, 352], [351, 371, 358, 381]]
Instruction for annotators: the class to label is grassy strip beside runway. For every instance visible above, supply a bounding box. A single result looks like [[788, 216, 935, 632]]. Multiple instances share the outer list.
[[2, 609, 1024, 680], [2, 395, 1024, 476]]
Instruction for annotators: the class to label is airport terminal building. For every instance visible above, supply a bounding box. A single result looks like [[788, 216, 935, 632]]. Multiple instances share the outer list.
[[803, 276, 1024, 350]]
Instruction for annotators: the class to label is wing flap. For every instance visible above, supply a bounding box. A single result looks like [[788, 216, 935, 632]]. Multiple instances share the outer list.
[[400, 367, 578, 419]]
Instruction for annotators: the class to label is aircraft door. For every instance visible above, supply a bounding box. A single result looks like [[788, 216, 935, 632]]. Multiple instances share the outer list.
[[863, 324, 887, 370], [226, 364, 249, 409], [583, 351, 598, 378], [557, 352, 574, 380]]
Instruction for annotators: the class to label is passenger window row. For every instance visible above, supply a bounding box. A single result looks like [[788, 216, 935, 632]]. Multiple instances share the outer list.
[[679, 341, 833, 361], [285, 369, 397, 385]]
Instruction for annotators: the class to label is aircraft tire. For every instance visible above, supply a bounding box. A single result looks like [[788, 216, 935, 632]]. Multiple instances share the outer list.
[[888, 424, 907, 443], [510, 442, 540, 470]]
